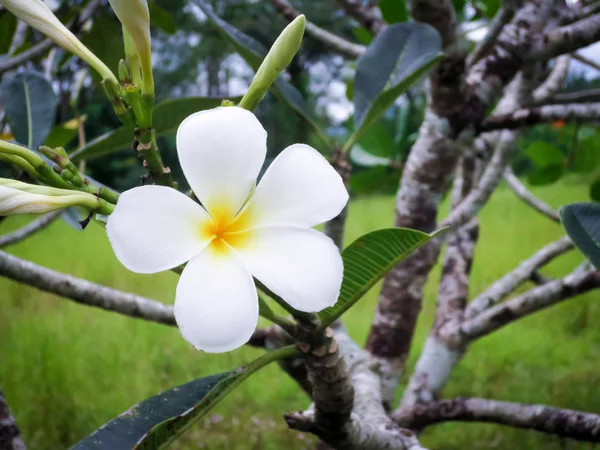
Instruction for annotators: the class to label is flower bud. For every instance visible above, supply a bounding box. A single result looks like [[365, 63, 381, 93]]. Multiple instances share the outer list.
[[0, 0, 117, 84], [108, 0, 154, 95], [0, 185, 100, 215], [239, 15, 306, 111]]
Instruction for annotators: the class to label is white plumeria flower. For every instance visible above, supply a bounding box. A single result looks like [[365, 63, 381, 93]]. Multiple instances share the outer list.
[[107, 107, 348, 353]]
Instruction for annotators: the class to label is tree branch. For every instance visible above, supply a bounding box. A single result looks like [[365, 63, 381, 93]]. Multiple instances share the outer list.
[[529, 13, 600, 61], [440, 130, 518, 233], [531, 55, 571, 104], [333, 0, 384, 35], [481, 103, 600, 133], [465, 236, 574, 319], [551, 88, 600, 104], [503, 167, 560, 223], [267, 0, 364, 58], [408, 0, 458, 48], [0, 250, 176, 326], [0, 212, 62, 248], [572, 52, 600, 72], [0, 389, 26, 450], [467, 7, 515, 67], [286, 324, 426, 450], [393, 397, 600, 442], [459, 268, 600, 340]]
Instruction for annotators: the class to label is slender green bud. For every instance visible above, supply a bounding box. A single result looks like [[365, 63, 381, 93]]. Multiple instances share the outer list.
[[39, 145, 67, 168], [108, 0, 154, 96], [119, 59, 132, 84], [102, 78, 134, 128], [239, 15, 306, 111]]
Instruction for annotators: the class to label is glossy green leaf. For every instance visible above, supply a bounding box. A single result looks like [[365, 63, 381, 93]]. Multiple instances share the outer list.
[[71, 373, 229, 449], [528, 164, 563, 186], [44, 125, 79, 149], [590, 179, 600, 202], [525, 141, 565, 167], [70, 96, 237, 161], [192, 0, 332, 150], [73, 345, 296, 449], [148, 2, 177, 34], [560, 202, 600, 269], [0, 11, 18, 55], [319, 228, 434, 326], [379, 0, 408, 23], [350, 23, 442, 149], [0, 71, 58, 149], [572, 135, 600, 174]]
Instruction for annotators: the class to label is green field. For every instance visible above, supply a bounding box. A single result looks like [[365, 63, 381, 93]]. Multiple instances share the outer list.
[[0, 178, 598, 450]]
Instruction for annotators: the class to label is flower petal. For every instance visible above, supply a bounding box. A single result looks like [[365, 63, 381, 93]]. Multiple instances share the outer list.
[[235, 226, 343, 312], [176, 107, 267, 219], [107, 185, 210, 274], [174, 246, 258, 353], [240, 144, 348, 229]]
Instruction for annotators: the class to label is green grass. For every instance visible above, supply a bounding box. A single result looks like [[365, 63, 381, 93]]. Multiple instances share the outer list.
[[0, 177, 598, 450]]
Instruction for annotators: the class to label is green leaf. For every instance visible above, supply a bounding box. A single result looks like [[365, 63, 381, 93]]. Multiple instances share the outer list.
[[379, 0, 408, 23], [319, 228, 434, 326], [148, 2, 177, 34], [71, 373, 229, 449], [352, 27, 373, 45], [73, 346, 296, 449], [560, 202, 600, 269], [590, 179, 600, 202], [572, 135, 600, 174], [44, 125, 79, 149], [349, 23, 442, 150], [70, 96, 237, 161], [0, 11, 18, 55], [528, 164, 564, 186], [350, 145, 393, 167], [192, 0, 332, 150], [350, 165, 401, 195], [525, 141, 565, 168], [0, 71, 58, 149]]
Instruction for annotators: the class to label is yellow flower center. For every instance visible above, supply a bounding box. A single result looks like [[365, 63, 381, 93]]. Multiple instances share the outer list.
[[199, 204, 253, 255]]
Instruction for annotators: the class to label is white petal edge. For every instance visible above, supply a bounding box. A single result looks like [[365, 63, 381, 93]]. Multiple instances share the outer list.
[[106, 185, 211, 274], [234, 226, 343, 312], [174, 246, 259, 353], [241, 144, 349, 229], [176, 106, 267, 219]]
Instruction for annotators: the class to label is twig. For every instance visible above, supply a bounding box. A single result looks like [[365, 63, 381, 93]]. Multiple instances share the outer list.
[[480, 103, 600, 132], [0, 212, 61, 248], [467, 7, 514, 67], [465, 235, 574, 318], [531, 55, 571, 104], [552, 88, 600, 104], [393, 397, 600, 442], [572, 52, 600, 71], [0, 389, 26, 450], [502, 167, 560, 223], [333, 0, 384, 35], [267, 0, 364, 58], [459, 268, 600, 340]]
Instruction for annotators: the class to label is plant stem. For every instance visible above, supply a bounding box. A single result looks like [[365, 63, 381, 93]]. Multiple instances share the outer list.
[[135, 128, 176, 188]]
